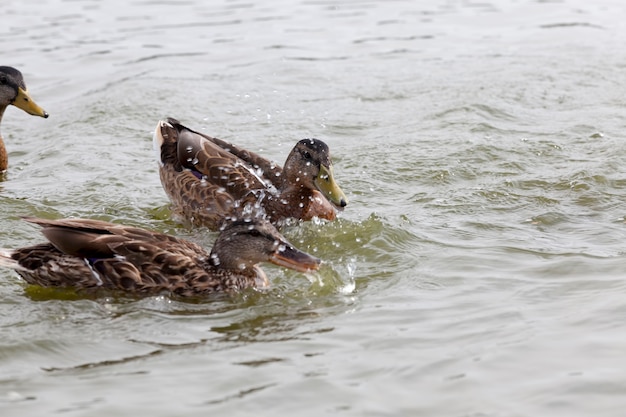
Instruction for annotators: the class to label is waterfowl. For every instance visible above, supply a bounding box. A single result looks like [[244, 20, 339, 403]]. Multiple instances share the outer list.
[[0, 217, 320, 296], [154, 118, 348, 230], [0, 66, 48, 172]]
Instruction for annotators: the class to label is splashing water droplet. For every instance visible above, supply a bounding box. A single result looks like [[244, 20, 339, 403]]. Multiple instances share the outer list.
[[340, 280, 356, 295], [339, 258, 357, 294], [347, 259, 356, 278], [304, 271, 323, 285]]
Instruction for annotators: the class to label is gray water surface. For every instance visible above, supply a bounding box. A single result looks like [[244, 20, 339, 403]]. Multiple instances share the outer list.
[[2, 0, 626, 415]]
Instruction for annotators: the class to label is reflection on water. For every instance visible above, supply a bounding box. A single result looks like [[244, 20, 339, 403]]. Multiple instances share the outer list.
[[2, 0, 626, 415]]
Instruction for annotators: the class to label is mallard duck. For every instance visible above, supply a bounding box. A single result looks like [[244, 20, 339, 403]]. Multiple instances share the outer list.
[[0, 217, 320, 296], [154, 118, 348, 230], [0, 66, 48, 172]]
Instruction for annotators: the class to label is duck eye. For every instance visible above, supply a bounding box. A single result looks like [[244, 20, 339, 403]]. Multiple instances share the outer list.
[[303, 151, 312, 160], [248, 229, 262, 237], [0, 76, 6, 85]]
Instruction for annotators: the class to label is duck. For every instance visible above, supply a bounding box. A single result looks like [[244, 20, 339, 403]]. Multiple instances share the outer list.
[[0, 216, 321, 296], [0, 66, 48, 172], [153, 118, 348, 230]]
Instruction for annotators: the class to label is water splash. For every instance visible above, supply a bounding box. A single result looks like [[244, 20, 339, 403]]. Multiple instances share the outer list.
[[303, 270, 324, 286], [337, 257, 357, 295]]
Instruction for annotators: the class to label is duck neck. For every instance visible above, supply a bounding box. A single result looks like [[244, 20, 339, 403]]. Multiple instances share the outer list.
[[0, 140, 6, 173], [0, 105, 7, 172], [279, 166, 311, 196], [269, 183, 314, 222], [208, 250, 245, 271]]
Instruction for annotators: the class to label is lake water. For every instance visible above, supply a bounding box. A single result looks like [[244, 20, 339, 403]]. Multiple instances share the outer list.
[[2, 0, 626, 415]]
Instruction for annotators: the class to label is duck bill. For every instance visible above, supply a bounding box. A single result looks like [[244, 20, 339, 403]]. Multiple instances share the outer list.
[[270, 244, 321, 273], [314, 164, 348, 209], [13, 87, 48, 118]]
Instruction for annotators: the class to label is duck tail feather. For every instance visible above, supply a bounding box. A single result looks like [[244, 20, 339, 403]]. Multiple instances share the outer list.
[[0, 249, 25, 271]]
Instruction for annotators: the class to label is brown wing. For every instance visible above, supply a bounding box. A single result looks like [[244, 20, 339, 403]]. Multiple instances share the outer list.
[[177, 129, 271, 198], [93, 239, 207, 293], [163, 118, 280, 173], [193, 131, 284, 186], [23, 217, 184, 257], [159, 163, 239, 229], [163, 118, 282, 187], [19, 217, 213, 293]]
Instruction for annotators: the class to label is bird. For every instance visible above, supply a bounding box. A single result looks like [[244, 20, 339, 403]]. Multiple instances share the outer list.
[[0, 216, 321, 296], [153, 118, 348, 231], [0, 66, 48, 173]]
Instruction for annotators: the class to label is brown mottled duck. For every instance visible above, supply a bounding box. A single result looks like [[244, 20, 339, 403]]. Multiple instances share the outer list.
[[0, 217, 321, 296], [154, 118, 348, 230]]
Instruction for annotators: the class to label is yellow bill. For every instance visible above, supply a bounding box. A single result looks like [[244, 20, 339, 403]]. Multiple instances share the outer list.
[[315, 164, 348, 209], [13, 87, 48, 118]]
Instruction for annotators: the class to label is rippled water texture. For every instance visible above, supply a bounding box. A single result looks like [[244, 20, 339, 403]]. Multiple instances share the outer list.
[[2, 0, 626, 415]]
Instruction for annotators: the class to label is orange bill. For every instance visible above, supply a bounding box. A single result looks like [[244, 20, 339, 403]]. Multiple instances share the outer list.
[[270, 244, 321, 273]]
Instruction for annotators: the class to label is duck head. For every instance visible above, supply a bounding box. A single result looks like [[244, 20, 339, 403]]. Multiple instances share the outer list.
[[209, 218, 321, 282], [0, 66, 48, 119], [283, 139, 348, 209]]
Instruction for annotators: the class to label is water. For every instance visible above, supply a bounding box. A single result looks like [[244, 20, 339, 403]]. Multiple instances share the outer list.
[[2, 0, 626, 415]]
